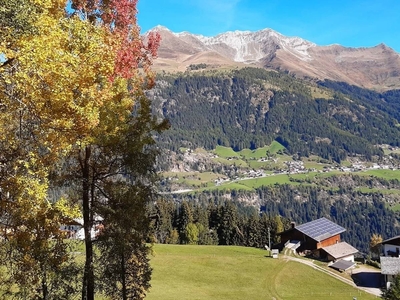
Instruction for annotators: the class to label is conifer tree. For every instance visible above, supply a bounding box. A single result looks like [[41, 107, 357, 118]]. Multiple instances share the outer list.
[[382, 274, 400, 300], [178, 201, 193, 243]]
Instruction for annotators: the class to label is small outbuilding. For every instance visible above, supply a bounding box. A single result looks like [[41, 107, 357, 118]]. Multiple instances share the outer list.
[[320, 242, 358, 262], [330, 259, 356, 272]]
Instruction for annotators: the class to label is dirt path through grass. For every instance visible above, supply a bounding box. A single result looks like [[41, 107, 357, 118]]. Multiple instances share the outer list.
[[284, 254, 381, 297]]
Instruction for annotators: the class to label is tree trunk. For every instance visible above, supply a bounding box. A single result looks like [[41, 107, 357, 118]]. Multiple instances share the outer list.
[[41, 265, 48, 300], [81, 146, 94, 300], [121, 252, 127, 300]]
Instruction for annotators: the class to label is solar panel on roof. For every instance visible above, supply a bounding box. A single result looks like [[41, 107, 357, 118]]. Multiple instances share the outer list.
[[330, 259, 355, 271], [295, 217, 346, 242]]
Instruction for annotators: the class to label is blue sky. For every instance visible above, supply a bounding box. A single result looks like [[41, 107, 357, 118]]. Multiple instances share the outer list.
[[137, 0, 400, 52]]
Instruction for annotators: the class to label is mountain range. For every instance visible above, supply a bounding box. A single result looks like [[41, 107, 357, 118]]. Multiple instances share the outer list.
[[148, 26, 400, 91]]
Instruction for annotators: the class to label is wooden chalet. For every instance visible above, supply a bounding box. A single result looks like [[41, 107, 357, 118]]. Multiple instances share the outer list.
[[279, 217, 347, 255]]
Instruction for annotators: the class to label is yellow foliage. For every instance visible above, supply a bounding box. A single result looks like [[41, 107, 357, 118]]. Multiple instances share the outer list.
[[14, 16, 116, 151], [0, 0, 158, 296], [54, 197, 81, 220]]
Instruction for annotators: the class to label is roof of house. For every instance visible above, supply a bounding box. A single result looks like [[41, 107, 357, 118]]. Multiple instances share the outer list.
[[381, 235, 400, 245], [381, 256, 400, 275], [330, 259, 356, 271], [295, 217, 346, 242], [322, 242, 358, 259]]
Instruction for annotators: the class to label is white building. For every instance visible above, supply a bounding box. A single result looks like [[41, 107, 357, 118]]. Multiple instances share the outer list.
[[60, 216, 103, 240], [380, 235, 400, 289]]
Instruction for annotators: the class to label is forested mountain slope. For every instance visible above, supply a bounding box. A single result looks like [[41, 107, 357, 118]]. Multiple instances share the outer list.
[[151, 67, 400, 163]]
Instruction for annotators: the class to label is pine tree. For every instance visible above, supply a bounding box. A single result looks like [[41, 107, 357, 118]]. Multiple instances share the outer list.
[[246, 213, 261, 247], [218, 202, 241, 245], [178, 201, 194, 243], [382, 274, 400, 300]]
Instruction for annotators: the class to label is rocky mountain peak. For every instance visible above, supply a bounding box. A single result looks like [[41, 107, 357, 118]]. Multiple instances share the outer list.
[[148, 26, 400, 91]]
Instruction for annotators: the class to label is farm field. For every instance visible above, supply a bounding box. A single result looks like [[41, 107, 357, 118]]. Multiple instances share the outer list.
[[214, 146, 241, 158], [362, 169, 400, 180], [147, 244, 377, 300], [162, 143, 400, 198], [198, 182, 254, 192]]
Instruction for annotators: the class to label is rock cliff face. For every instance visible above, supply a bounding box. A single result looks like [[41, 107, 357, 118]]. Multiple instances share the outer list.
[[148, 26, 400, 91]]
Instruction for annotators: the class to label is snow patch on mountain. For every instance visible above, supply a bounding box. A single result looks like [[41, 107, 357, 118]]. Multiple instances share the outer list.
[[280, 36, 316, 61], [171, 27, 315, 62], [174, 31, 206, 39], [151, 25, 171, 32]]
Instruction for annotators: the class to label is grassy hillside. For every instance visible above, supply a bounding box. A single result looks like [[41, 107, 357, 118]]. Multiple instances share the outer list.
[[215, 146, 241, 158], [147, 244, 376, 300]]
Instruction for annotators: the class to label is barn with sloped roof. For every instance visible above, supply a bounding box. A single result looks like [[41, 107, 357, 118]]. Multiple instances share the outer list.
[[279, 217, 346, 253]]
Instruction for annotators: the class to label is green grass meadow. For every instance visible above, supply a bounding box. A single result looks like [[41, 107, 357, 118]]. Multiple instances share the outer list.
[[362, 169, 400, 180], [387, 202, 400, 212], [240, 174, 296, 188], [269, 141, 286, 154], [215, 142, 285, 160], [212, 157, 248, 167], [198, 182, 254, 192], [147, 244, 377, 300], [239, 146, 269, 159], [214, 146, 241, 158]]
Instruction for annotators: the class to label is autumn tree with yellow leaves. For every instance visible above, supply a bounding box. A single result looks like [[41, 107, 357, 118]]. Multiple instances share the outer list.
[[369, 233, 383, 260], [0, 0, 165, 299]]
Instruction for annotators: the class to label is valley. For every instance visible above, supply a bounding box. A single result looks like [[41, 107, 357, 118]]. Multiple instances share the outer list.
[[161, 143, 400, 201]]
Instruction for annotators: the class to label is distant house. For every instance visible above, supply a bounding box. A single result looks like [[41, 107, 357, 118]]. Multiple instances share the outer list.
[[279, 217, 358, 260], [380, 235, 400, 288], [60, 216, 103, 240], [60, 218, 83, 239]]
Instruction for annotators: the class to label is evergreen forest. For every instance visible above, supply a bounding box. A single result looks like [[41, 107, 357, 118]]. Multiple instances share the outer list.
[[151, 68, 400, 162]]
